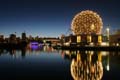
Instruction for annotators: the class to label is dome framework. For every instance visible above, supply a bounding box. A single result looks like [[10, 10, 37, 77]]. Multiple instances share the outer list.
[[71, 10, 103, 35]]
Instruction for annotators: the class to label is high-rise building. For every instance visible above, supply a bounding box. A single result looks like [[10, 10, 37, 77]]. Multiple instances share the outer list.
[[0, 35, 4, 43], [22, 32, 26, 41], [9, 34, 17, 44]]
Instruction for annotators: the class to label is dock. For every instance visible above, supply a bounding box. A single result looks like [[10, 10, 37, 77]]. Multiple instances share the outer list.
[[53, 45, 120, 51]]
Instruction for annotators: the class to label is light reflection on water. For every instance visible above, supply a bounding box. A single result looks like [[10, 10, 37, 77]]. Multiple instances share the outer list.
[[0, 44, 120, 80], [70, 51, 103, 80], [63, 50, 120, 80]]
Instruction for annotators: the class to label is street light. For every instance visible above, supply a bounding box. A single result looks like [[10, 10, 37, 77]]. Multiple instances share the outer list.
[[106, 28, 109, 40], [106, 28, 110, 46]]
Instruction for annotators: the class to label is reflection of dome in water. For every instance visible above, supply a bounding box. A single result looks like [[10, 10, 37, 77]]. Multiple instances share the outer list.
[[71, 10, 103, 35], [71, 59, 103, 80]]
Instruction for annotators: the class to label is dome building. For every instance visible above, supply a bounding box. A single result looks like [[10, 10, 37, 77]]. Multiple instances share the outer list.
[[63, 10, 103, 46]]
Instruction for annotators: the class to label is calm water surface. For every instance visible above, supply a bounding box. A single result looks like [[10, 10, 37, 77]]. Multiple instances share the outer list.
[[0, 45, 120, 80]]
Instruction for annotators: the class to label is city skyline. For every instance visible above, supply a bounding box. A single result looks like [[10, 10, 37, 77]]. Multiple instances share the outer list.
[[0, 0, 120, 37]]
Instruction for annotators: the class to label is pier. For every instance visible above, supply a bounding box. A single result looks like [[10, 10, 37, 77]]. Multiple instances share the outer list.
[[53, 45, 120, 51]]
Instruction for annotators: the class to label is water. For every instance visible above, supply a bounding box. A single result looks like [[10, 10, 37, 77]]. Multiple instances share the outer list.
[[0, 45, 120, 80]]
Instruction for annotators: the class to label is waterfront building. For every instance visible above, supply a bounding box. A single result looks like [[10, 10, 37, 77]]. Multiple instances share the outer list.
[[61, 10, 105, 46], [0, 35, 4, 43], [110, 30, 120, 46], [62, 34, 102, 46], [9, 34, 17, 44], [21, 32, 27, 42]]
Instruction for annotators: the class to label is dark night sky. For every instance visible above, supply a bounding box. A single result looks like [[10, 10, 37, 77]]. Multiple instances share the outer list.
[[0, 0, 120, 37]]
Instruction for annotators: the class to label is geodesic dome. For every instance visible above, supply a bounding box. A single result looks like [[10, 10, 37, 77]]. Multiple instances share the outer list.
[[71, 10, 103, 35]]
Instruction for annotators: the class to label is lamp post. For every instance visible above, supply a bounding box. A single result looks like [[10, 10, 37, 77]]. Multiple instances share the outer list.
[[106, 28, 110, 46]]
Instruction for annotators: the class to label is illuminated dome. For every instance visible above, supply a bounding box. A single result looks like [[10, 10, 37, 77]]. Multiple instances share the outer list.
[[71, 10, 103, 35]]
